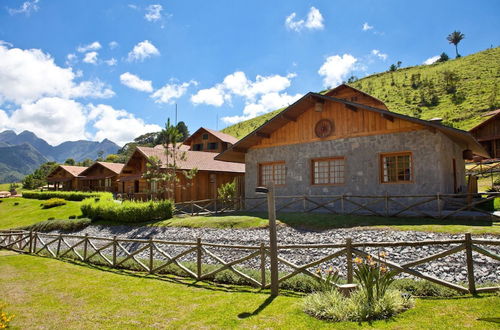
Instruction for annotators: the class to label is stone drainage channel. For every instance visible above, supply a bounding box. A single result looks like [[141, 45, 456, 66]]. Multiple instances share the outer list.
[[47, 226, 500, 285]]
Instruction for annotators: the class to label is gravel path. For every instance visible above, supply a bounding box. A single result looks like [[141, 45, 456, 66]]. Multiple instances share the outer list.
[[49, 225, 499, 284]]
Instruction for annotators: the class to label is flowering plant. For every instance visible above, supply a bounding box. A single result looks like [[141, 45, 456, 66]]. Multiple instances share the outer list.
[[315, 266, 340, 292], [353, 251, 397, 304], [0, 303, 15, 329]]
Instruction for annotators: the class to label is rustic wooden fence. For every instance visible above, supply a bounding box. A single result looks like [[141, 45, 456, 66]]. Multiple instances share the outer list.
[[1, 230, 498, 295], [242, 193, 500, 220], [174, 198, 243, 216]]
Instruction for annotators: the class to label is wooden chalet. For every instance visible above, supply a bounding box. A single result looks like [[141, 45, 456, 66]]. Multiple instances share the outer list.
[[46, 165, 87, 191], [78, 162, 125, 192], [469, 109, 500, 160], [216, 84, 488, 203], [183, 127, 238, 153], [118, 129, 244, 202]]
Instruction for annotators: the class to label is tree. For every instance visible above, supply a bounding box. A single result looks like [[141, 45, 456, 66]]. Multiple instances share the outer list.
[[396, 61, 402, 68], [77, 158, 94, 167], [22, 161, 58, 189], [143, 119, 197, 200], [105, 154, 120, 163], [176, 121, 189, 141], [389, 64, 397, 72], [96, 150, 104, 161], [64, 158, 75, 165], [436, 52, 449, 63], [447, 31, 465, 58]]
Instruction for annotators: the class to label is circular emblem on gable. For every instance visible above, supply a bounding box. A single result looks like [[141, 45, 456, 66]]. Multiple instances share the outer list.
[[315, 119, 334, 138]]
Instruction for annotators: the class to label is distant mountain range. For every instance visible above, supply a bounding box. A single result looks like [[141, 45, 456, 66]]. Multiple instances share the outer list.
[[0, 130, 120, 183]]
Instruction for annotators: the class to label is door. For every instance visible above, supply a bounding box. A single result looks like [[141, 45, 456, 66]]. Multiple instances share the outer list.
[[134, 180, 139, 193]]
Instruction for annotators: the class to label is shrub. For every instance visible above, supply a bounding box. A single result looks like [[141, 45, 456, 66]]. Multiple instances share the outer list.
[[392, 278, 462, 297], [0, 302, 15, 328], [20, 218, 91, 232], [303, 289, 414, 322], [22, 191, 113, 201], [81, 199, 173, 223], [353, 253, 397, 304], [13, 202, 19, 206], [41, 198, 67, 209]]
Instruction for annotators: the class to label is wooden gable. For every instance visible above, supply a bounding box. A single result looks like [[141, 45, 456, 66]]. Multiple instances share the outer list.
[[121, 150, 148, 175], [325, 84, 388, 110], [185, 128, 234, 153], [469, 114, 500, 142], [81, 164, 117, 178], [251, 99, 424, 149], [48, 167, 73, 180]]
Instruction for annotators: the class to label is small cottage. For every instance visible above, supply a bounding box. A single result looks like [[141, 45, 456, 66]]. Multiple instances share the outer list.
[[469, 109, 500, 160], [46, 165, 88, 191], [216, 85, 488, 203], [77, 161, 124, 193]]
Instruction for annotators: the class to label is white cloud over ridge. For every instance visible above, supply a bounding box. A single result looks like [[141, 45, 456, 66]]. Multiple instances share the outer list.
[[285, 7, 324, 32], [8, 0, 39, 16], [423, 55, 440, 65], [120, 72, 153, 92], [318, 54, 357, 88], [145, 4, 163, 22], [127, 40, 160, 62], [152, 81, 197, 104]]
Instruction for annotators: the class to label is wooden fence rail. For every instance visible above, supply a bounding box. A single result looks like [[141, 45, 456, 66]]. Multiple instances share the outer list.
[[1, 230, 498, 295]]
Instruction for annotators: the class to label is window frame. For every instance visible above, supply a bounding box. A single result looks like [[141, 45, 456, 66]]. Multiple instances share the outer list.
[[379, 151, 414, 184], [310, 156, 346, 186], [258, 161, 286, 187], [207, 142, 219, 150]]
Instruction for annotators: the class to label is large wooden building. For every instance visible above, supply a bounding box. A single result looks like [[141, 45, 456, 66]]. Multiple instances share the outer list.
[[469, 109, 500, 160], [119, 128, 244, 202], [217, 85, 487, 206], [46, 165, 88, 191], [78, 162, 124, 192]]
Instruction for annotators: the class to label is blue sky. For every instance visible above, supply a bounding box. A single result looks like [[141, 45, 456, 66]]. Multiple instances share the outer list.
[[0, 0, 499, 146]]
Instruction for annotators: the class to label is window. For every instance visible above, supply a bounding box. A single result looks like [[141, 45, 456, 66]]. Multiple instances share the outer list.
[[207, 142, 218, 150], [312, 157, 345, 185], [193, 143, 203, 151], [381, 152, 412, 183], [259, 162, 286, 186], [105, 178, 112, 187], [202, 133, 209, 140], [150, 180, 158, 193]]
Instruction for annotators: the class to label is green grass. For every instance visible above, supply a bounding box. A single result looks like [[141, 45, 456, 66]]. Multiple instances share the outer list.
[[0, 251, 498, 329], [0, 197, 82, 230], [0, 182, 23, 193], [221, 47, 500, 139]]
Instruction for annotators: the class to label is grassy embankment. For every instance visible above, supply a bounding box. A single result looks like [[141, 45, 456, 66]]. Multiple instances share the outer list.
[[0, 197, 498, 234], [0, 251, 498, 329], [222, 47, 500, 140]]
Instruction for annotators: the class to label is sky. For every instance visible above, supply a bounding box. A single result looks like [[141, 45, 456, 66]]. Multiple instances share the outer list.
[[0, 0, 499, 146]]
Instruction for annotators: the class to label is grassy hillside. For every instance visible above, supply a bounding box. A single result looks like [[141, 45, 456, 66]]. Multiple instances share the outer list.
[[222, 47, 500, 139]]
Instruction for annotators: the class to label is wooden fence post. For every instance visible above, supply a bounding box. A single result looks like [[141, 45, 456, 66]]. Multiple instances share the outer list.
[[190, 200, 194, 216], [260, 243, 266, 289], [465, 233, 476, 295], [29, 230, 33, 254], [149, 237, 154, 274], [346, 238, 353, 284], [385, 192, 389, 217], [83, 233, 89, 261], [340, 195, 345, 214], [196, 238, 202, 280], [112, 235, 117, 267], [56, 233, 62, 257], [33, 232, 37, 254], [267, 183, 279, 297]]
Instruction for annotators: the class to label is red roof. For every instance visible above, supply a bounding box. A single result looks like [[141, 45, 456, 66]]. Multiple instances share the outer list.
[[95, 162, 125, 174], [136, 146, 245, 173], [58, 165, 88, 177], [184, 127, 239, 145]]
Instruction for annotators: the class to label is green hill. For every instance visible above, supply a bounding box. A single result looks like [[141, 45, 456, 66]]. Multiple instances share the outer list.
[[222, 47, 500, 139]]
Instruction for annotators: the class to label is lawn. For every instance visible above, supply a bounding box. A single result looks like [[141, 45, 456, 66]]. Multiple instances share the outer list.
[[0, 251, 498, 329], [0, 197, 82, 230], [0, 182, 23, 193]]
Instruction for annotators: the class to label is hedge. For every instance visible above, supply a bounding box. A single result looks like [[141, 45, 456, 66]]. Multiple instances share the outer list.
[[81, 199, 173, 223], [22, 190, 113, 201]]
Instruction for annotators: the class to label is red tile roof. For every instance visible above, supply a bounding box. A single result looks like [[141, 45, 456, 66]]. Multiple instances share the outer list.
[[95, 161, 125, 174], [58, 165, 88, 177], [136, 146, 245, 173], [184, 127, 239, 145]]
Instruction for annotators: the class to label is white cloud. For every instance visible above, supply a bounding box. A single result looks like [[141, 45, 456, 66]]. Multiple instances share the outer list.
[[120, 72, 153, 92], [109, 41, 119, 50], [77, 41, 101, 53], [65, 53, 77, 66], [8, 0, 39, 16], [83, 51, 98, 64], [88, 104, 162, 146], [371, 49, 388, 61], [0, 43, 114, 104], [362, 22, 373, 31], [222, 92, 302, 124], [285, 6, 324, 32], [152, 81, 197, 104], [128, 4, 139, 10], [191, 86, 226, 107], [318, 54, 357, 88], [423, 55, 440, 65], [105, 58, 117, 66], [145, 4, 163, 22], [127, 40, 160, 62], [2, 97, 88, 145]]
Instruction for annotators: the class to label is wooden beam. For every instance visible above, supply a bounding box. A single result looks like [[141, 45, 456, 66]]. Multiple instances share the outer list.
[[232, 146, 248, 153], [256, 132, 270, 138], [381, 113, 394, 122], [345, 104, 358, 112], [281, 114, 297, 122]]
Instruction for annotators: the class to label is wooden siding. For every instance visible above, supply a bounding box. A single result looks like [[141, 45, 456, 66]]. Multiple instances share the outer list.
[[47, 168, 80, 191], [326, 86, 388, 110], [469, 116, 500, 159], [79, 165, 120, 192], [251, 100, 424, 149], [188, 132, 231, 153]]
